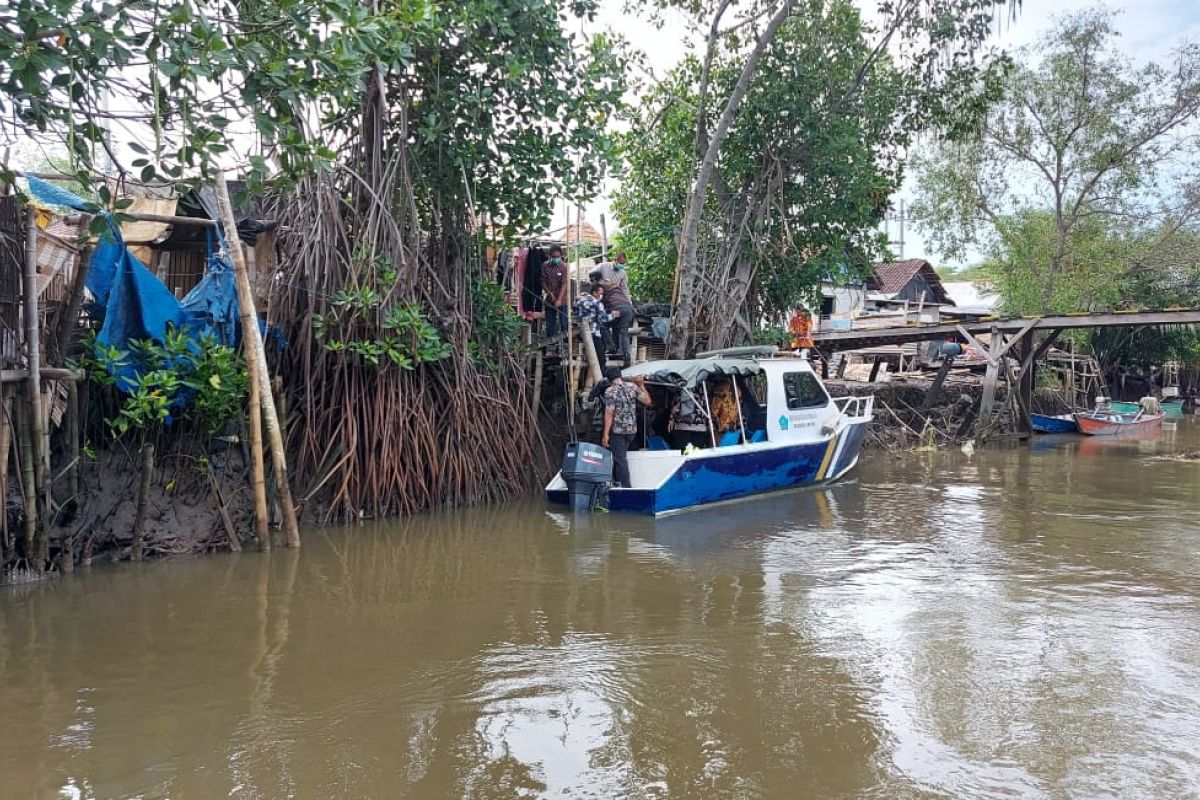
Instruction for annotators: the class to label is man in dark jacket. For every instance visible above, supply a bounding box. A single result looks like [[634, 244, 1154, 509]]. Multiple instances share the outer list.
[[542, 245, 568, 339]]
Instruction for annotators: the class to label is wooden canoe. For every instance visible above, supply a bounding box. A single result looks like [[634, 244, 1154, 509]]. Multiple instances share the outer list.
[[1074, 411, 1164, 436]]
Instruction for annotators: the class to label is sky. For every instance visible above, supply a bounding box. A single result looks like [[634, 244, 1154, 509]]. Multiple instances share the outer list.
[[576, 0, 1200, 265]]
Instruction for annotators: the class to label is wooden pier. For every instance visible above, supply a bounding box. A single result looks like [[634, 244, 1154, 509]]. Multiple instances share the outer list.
[[812, 310, 1200, 437]]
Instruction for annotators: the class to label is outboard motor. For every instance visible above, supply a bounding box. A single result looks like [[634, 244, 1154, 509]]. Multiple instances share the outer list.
[[560, 442, 613, 512]]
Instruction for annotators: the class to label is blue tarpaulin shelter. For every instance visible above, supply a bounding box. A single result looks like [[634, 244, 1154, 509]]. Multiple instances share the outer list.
[[22, 176, 254, 389]]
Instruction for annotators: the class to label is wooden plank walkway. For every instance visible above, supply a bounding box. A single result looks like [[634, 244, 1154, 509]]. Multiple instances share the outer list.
[[812, 310, 1200, 351]]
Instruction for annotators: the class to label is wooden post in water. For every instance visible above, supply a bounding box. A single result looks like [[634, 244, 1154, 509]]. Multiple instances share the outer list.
[[1015, 334, 1034, 436], [131, 441, 154, 561], [218, 184, 269, 549], [22, 207, 46, 569], [17, 399, 35, 564], [922, 355, 956, 419], [61, 380, 80, 570], [215, 173, 300, 549], [0, 386, 11, 563], [978, 325, 1002, 435]]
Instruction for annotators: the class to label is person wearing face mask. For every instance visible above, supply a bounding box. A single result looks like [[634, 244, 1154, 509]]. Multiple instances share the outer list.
[[541, 245, 569, 341], [591, 251, 635, 364]]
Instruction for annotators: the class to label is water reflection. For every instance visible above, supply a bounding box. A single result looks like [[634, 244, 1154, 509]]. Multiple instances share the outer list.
[[2, 426, 1200, 797]]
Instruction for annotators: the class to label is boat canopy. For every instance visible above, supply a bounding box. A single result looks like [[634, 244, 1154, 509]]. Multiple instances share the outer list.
[[621, 357, 763, 389]]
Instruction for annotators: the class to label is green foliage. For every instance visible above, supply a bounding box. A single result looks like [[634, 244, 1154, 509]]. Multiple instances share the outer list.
[[978, 210, 1130, 315], [0, 0, 626, 235], [912, 7, 1200, 308], [313, 262, 452, 369], [614, 0, 1009, 326], [77, 327, 249, 438], [469, 277, 526, 371]]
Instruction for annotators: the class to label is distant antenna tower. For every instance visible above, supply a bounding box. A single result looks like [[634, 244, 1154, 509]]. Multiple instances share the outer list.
[[883, 199, 912, 258]]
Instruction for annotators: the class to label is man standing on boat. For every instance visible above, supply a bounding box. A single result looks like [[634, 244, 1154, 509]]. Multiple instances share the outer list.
[[591, 252, 635, 364], [601, 366, 652, 488]]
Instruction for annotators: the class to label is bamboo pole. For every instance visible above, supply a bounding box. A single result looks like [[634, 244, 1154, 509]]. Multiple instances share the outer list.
[[22, 207, 46, 570], [599, 213, 609, 261], [567, 207, 581, 414], [17, 398, 35, 566], [220, 195, 269, 550], [0, 386, 10, 562], [215, 173, 300, 548], [531, 349, 544, 417], [61, 380, 79, 570]]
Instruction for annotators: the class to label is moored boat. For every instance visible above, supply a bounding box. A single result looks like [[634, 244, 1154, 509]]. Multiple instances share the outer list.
[[1106, 400, 1141, 414], [1031, 413, 1078, 433], [545, 348, 874, 515], [1073, 410, 1164, 436], [1162, 399, 1184, 419]]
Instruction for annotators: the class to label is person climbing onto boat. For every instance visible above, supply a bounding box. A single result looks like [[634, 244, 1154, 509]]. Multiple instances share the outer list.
[[591, 252, 635, 364], [573, 282, 612, 368], [541, 245, 569, 342], [601, 366, 652, 488]]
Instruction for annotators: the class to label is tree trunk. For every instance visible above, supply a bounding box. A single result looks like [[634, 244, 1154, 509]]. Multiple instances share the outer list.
[[668, 0, 798, 358]]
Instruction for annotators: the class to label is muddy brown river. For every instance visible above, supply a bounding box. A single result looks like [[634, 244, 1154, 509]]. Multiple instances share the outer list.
[[3, 424, 1200, 798]]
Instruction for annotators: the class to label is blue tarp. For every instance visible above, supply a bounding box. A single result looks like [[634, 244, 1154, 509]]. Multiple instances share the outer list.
[[23, 176, 256, 389], [180, 256, 241, 347]]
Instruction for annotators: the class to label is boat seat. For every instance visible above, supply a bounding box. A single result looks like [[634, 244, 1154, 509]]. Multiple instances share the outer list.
[[750, 429, 767, 443], [719, 431, 741, 447], [646, 435, 670, 451]]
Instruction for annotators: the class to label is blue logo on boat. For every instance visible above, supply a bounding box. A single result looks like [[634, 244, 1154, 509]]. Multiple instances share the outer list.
[[778, 415, 789, 430]]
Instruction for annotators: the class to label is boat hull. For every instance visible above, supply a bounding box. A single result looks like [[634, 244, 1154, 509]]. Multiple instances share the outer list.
[[1073, 412, 1164, 436], [1107, 401, 1141, 414], [1031, 413, 1078, 433], [546, 420, 869, 515], [1163, 400, 1184, 419]]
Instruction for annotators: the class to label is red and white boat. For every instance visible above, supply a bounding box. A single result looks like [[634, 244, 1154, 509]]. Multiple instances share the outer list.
[[1073, 409, 1164, 436]]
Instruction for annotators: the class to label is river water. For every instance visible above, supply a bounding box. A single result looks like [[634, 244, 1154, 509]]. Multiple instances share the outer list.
[[3, 424, 1200, 799]]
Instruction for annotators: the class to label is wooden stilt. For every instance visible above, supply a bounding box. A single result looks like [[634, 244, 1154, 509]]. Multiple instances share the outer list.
[[216, 173, 300, 548], [978, 325, 1002, 435], [0, 385, 11, 563], [531, 349, 544, 417], [22, 208, 46, 571], [131, 442, 153, 562], [921, 356, 956, 417], [868, 358, 882, 383], [208, 469, 241, 553], [17, 397, 35, 566], [580, 322, 602, 388], [220, 193, 269, 550], [1016, 335, 1034, 435], [61, 381, 79, 570]]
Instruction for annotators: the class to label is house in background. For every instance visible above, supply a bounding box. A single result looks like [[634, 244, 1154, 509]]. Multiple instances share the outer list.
[[941, 280, 1000, 316], [869, 259, 953, 306]]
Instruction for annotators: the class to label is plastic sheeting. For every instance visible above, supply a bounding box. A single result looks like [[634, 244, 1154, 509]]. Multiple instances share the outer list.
[[22, 176, 254, 390]]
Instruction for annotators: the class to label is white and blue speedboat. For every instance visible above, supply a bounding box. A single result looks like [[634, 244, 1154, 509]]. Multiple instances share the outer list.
[[545, 347, 874, 515]]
